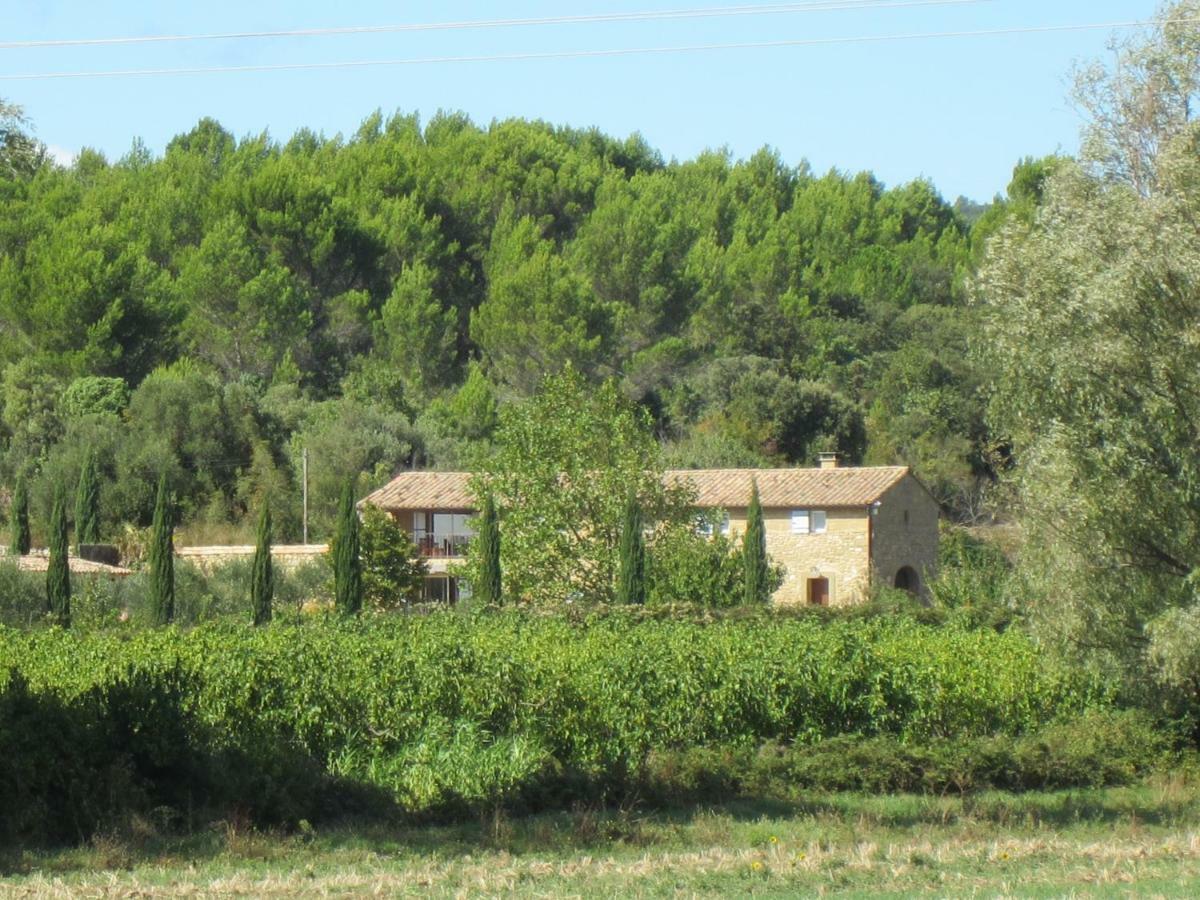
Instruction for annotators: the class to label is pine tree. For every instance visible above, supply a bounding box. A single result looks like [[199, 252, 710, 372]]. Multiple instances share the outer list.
[[9, 473, 30, 556], [74, 448, 100, 547], [148, 474, 175, 625], [476, 494, 501, 606], [251, 503, 273, 625], [46, 488, 70, 628], [615, 490, 645, 605], [743, 478, 770, 605], [333, 480, 362, 615]]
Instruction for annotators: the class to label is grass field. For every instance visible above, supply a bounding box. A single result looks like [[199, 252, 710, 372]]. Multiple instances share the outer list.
[[5, 780, 1200, 897]]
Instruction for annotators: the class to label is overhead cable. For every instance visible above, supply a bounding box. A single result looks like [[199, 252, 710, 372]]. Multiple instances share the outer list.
[[0, 0, 993, 50], [0, 17, 1180, 82]]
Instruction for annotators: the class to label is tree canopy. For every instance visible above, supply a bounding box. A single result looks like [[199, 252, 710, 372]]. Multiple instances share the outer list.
[[0, 102, 997, 544]]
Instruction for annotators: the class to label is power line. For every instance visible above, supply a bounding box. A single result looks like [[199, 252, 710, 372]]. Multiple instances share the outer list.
[[0, 0, 992, 51], [0, 17, 1180, 82]]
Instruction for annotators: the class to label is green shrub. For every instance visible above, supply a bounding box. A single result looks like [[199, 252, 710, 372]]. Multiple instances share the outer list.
[[0, 612, 1119, 836]]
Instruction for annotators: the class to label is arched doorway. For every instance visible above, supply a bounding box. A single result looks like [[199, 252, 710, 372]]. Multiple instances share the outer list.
[[894, 566, 919, 594]]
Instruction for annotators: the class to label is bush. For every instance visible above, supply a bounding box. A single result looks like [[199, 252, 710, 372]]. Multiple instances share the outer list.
[[0, 612, 1119, 841], [644, 709, 1171, 799]]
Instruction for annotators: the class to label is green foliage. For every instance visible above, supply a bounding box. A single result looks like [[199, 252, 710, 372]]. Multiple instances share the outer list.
[[615, 491, 646, 605], [359, 503, 426, 610], [74, 447, 100, 545], [470, 369, 694, 604], [0, 613, 1118, 841], [647, 517, 745, 607], [472, 494, 501, 606], [148, 474, 175, 625], [45, 489, 70, 627], [251, 504, 273, 625], [0, 97, 46, 178], [0, 104, 984, 541], [331, 481, 362, 615], [743, 480, 769, 604], [8, 472, 29, 555], [929, 526, 1015, 630], [59, 376, 130, 420], [976, 2, 1200, 696]]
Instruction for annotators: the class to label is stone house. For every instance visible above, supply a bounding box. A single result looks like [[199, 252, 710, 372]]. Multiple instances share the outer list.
[[360, 457, 938, 605]]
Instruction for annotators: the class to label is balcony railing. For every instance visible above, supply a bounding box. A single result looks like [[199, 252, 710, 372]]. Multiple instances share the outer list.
[[413, 532, 473, 558]]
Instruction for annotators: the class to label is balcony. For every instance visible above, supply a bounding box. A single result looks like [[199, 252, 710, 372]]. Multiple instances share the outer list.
[[413, 532, 472, 558]]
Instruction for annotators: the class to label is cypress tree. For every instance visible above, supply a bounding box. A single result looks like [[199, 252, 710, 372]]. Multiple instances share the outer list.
[[333, 480, 362, 615], [148, 474, 175, 625], [743, 478, 770, 605], [9, 473, 30, 556], [74, 448, 100, 547], [476, 494, 501, 606], [251, 503, 273, 625], [615, 490, 645, 605], [46, 488, 70, 628]]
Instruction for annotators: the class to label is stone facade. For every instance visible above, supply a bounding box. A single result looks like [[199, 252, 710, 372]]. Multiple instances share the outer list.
[[714, 474, 938, 606], [362, 465, 939, 607], [869, 475, 940, 595]]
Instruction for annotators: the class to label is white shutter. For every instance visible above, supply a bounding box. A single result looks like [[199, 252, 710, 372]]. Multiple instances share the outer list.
[[812, 510, 827, 534], [791, 509, 810, 534], [720, 513, 731, 536]]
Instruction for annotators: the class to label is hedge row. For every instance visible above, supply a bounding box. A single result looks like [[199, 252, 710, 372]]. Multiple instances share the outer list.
[[0, 613, 1116, 843]]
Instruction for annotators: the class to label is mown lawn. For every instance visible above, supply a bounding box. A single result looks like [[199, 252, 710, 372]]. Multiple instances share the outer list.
[[6, 779, 1200, 897]]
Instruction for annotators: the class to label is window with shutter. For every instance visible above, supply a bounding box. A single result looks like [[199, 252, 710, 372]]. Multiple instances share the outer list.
[[791, 510, 810, 534]]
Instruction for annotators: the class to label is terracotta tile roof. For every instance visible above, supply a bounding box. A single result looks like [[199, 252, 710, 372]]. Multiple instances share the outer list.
[[362, 466, 911, 512], [664, 467, 911, 508], [360, 471, 474, 510]]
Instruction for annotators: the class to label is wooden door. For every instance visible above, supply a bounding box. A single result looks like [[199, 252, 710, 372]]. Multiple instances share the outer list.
[[808, 577, 830, 606]]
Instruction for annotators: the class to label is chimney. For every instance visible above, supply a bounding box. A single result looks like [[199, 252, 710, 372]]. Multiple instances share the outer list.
[[819, 452, 840, 470]]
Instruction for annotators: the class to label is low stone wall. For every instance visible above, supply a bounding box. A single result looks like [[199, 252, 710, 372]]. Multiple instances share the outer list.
[[175, 544, 329, 573]]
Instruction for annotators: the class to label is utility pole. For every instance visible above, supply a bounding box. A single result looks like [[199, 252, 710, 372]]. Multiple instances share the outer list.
[[302, 447, 309, 545]]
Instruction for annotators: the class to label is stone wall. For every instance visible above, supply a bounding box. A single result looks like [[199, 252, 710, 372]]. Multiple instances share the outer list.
[[726, 506, 872, 606], [175, 544, 328, 573], [870, 475, 940, 596]]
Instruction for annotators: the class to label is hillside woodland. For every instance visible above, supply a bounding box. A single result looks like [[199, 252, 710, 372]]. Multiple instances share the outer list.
[[0, 93, 1005, 539]]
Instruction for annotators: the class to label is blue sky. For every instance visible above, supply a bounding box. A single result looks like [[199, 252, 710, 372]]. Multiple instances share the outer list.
[[1, 1, 1161, 201]]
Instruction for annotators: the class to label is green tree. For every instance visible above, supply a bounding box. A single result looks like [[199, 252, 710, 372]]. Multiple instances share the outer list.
[[148, 474, 175, 625], [250, 503, 273, 625], [45, 488, 70, 628], [473, 493, 501, 606], [377, 261, 459, 398], [8, 473, 29, 556], [615, 490, 646, 605], [470, 368, 693, 604], [74, 448, 100, 546], [332, 480, 363, 615], [976, 1, 1200, 697], [359, 503, 426, 609], [0, 97, 46, 178], [647, 517, 745, 607], [743, 479, 769, 604], [471, 209, 610, 394]]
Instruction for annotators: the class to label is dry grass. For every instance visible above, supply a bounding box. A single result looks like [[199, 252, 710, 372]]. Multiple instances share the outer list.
[[7, 783, 1200, 897]]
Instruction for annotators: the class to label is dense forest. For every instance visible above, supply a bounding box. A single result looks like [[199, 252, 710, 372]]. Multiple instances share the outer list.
[[0, 95, 1025, 540]]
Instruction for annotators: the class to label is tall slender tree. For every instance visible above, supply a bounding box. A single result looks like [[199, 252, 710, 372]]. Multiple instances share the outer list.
[[9, 473, 30, 556], [148, 474, 175, 625], [251, 503, 273, 625], [743, 478, 769, 605], [74, 448, 100, 547], [332, 480, 362, 615], [616, 490, 646, 605], [475, 494, 501, 605], [46, 488, 70, 628]]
